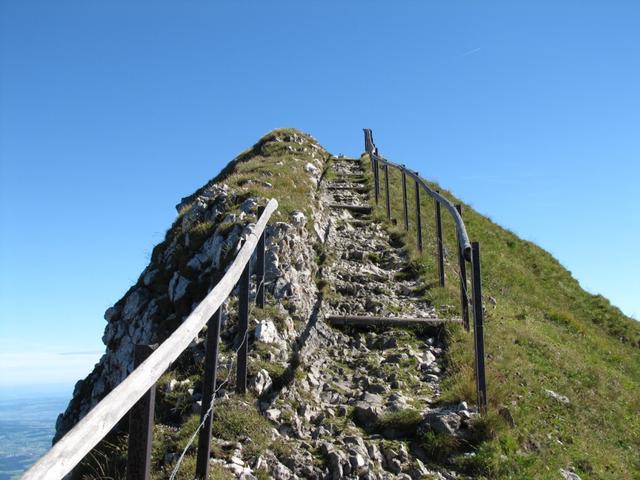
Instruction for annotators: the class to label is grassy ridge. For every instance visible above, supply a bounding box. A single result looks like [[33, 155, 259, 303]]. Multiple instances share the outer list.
[[72, 129, 328, 479], [365, 154, 640, 479]]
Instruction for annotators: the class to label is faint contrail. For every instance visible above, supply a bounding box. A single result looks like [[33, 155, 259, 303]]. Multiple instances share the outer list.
[[462, 47, 481, 57]]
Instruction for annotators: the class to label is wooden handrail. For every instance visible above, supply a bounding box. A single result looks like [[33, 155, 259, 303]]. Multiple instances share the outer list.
[[22, 199, 279, 480]]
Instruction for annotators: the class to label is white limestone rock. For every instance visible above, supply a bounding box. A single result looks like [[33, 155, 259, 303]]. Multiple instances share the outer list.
[[291, 211, 306, 227], [168, 272, 190, 303], [255, 320, 281, 344], [250, 369, 272, 396]]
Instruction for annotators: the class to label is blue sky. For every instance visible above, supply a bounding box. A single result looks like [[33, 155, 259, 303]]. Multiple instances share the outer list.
[[1, 1, 638, 389]]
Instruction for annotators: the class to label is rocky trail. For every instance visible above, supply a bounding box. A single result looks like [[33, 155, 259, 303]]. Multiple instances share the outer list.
[[46, 130, 639, 480], [246, 157, 475, 480], [52, 131, 477, 480]]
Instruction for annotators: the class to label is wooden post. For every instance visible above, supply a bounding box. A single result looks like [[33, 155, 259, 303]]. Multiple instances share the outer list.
[[236, 263, 250, 394], [126, 344, 157, 480], [256, 206, 266, 308], [435, 194, 445, 287], [455, 205, 470, 331], [471, 242, 488, 415], [414, 179, 423, 251], [401, 169, 409, 231], [195, 309, 222, 479], [384, 164, 391, 220]]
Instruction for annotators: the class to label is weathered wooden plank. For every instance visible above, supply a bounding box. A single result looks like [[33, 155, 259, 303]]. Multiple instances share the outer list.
[[21, 199, 279, 480], [326, 185, 369, 192], [334, 172, 367, 178], [326, 315, 460, 327], [328, 203, 372, 213]]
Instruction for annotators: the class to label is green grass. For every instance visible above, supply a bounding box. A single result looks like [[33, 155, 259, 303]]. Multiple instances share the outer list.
[[365, 154, 640, 478], [376, 408, 422, 436], [190, 128, 330, 223], [211, 397, 292, 459]]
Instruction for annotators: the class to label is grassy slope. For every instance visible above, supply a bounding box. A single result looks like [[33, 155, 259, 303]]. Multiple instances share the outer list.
[[365, 154, 640, 479]]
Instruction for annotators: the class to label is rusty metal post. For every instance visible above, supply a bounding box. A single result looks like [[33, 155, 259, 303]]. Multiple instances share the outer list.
[[455, 205, 470, 331], [401, 169, 409, 231], [435, 194, 445, 287], [471, 242, 487, 415], [195, 308, 222, 479], [236, 263, 250, 394], [256, 206, 266, 308], [414, 179, 423, 251], [384, 164, 391, 220], [126, 344, 157, 480]]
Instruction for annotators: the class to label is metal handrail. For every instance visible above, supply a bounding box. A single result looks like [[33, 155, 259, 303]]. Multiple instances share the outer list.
[[363, 129, 486, 414], [364, 128, 471, 260], [22, 199, 279, 480]]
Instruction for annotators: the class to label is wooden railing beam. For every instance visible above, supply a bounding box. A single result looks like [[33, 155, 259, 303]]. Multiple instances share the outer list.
[[22, 199, 279, 480]]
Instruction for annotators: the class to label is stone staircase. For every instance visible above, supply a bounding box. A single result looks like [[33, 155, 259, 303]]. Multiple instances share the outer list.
[[249, 156, 471, 479], [321, 156, 455, 326]]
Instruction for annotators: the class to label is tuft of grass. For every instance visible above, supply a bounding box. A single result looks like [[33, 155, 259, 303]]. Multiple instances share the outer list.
[[375, 408, 422, 437], [152, 455, 234, 480], [209, 397, 294, 459], [421, 430, 460, 463]]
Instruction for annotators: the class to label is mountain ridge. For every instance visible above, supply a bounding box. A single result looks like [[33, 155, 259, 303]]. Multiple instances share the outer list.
[[54, 129, 639, 479]]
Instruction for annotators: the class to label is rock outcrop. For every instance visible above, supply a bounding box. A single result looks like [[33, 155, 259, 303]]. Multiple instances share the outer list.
[[56, 131, 473, 479]]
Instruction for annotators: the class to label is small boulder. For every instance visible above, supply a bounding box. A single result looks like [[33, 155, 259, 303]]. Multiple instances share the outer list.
[[250, 369, 272, 396], [265, 408, 281, 421], [304, 162, 320, 175], [353, 393, 384, 428], [255, 320, 281, 344], [422, 350, 436, 366], [545, 389, 570, 404], [422, 409, 462, 435], [240, 198, 257, 213], [291, 211, 306, 227], [168, 273, 190, 303], [559, 469, 582, 480]]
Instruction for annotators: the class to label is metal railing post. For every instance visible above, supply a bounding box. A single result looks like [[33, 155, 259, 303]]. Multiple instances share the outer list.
[[373, 158, 380, 204], [414, 179, 423, 251], [384, 163, 391, 220], [126, 344, 157, 480], [401, 168, 409, 231], [455, 205, 470, 331], [236, 263, 250, 394], [256, 206, 266, 308], [435, 193, 445, 287], [195, 308, 222, 479], [471, 242, 487, 415]]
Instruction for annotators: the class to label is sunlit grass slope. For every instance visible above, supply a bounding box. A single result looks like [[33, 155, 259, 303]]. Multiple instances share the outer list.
[[364, 154, 640, 479]]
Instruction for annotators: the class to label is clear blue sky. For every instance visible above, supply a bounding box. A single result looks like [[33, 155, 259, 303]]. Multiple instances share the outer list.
[[1, 1, 639, 389]]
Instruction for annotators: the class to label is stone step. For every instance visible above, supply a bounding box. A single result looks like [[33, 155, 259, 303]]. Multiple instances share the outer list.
[[326, 185, 369, 193], [333, 172, 366, 178], [344, 219, 370, 226], [329, 203, 372, 214], [326, 315, 460, 328]]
